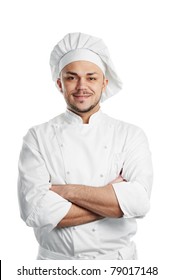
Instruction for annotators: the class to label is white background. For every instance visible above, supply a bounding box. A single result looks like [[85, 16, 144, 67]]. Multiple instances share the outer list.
[[0, 0, 173, 270]]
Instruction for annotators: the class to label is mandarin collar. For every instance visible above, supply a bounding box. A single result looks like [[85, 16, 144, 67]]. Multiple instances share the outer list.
[[64, 109, 102, 125]]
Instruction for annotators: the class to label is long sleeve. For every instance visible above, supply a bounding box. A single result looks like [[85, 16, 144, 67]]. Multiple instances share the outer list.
[[18, 128, 72, 232], [113, 128, 153, 218]]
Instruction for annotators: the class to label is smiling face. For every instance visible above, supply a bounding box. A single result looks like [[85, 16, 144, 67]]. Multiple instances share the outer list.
[[57, 61, 108, 122]]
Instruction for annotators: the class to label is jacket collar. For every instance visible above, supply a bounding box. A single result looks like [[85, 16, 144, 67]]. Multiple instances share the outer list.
[[64, 109, 102, 125]]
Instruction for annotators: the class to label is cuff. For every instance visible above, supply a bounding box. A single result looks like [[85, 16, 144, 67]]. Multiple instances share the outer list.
[[112, 181, 150, 218], [26, 190, 72, 231]]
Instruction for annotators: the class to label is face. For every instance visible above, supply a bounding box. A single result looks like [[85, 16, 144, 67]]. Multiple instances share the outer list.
[[57, 61, 108, 116]]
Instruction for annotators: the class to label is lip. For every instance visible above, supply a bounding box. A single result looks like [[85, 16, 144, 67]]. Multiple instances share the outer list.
[[73, 94, 92, 101]]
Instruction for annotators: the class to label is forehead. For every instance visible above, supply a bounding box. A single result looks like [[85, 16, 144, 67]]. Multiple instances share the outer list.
[[61, 60, 103, 75]]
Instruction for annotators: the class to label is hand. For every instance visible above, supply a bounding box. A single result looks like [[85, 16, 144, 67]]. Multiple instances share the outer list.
[[50, 184, 69, 198], [109, 175, 126, 185]]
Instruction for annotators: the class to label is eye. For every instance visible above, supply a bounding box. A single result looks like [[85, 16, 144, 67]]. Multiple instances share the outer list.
[[66, 76, 75, 80], [88, 77, 97, 81]]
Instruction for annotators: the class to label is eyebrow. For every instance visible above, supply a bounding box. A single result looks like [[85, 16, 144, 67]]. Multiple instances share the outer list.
[[64, 71, 99, 76]]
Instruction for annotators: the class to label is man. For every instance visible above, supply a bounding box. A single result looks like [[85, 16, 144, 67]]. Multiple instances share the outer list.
[[18, 32, 153, 260]]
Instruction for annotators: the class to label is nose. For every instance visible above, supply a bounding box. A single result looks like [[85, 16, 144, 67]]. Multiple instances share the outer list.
[[76, 77, 87, 91]]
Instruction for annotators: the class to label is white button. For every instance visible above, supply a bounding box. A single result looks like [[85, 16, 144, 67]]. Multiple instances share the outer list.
[[67, 171, 70, 175], [92, 228, 96, 232], [92, 256, 96, 259], [100, 174, 104, 177], [60, 144, 63, 147], [73, 227, 76, 230], [104, 145, 108, 149]]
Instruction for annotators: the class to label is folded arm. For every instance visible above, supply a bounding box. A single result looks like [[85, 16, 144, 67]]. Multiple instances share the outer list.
[[50, 175, 124, 227], [58, 203, 103, 228]]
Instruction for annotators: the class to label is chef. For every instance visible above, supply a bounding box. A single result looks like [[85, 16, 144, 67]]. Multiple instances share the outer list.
[[18, 32, 153, 260]]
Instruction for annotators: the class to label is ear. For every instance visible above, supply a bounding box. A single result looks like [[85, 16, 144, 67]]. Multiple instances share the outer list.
[[57, 79, 63, 92], [102, 78, 108, 92]]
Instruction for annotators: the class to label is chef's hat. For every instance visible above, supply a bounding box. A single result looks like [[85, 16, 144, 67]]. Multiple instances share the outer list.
[[50, 32, 122, 102]]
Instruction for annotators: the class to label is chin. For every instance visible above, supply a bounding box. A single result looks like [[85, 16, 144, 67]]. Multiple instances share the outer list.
[[71, 105, 94, 114], [68, 98, 101, 114]]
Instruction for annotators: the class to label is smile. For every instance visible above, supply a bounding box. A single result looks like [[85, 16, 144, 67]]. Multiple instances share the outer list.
[[72, 94, 92, 101]]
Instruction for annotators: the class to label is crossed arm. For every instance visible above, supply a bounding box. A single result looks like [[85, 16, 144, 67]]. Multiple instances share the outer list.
[[50, 176, 124, 228]]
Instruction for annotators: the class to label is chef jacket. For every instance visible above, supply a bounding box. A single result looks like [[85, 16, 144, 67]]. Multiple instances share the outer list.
[[18, 109, 153, 260]]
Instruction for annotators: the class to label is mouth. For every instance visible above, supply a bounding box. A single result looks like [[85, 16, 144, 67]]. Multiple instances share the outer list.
[[72, 94, 92, 101]]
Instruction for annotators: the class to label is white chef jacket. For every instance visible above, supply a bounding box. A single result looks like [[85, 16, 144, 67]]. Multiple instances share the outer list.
[[18, 109, 153, 260]]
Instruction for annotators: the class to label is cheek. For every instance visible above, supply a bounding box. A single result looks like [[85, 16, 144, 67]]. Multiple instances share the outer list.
[[62, 82, 76, 93], [62, 88, 73, 100], [94, 83, 105, 93]]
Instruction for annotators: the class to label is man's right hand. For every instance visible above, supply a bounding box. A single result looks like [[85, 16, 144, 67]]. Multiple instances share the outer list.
[[109, 175, 126, 185]]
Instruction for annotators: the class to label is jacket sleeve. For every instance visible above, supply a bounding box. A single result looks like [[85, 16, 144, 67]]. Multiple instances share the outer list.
[[112, 128, 153, 218], [18, 128, 72, 232]]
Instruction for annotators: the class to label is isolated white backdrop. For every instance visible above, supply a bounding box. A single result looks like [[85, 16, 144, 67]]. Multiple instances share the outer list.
[[0, 0, 172, 264]]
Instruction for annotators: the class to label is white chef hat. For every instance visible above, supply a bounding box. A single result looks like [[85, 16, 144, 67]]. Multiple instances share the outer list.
[[50, 32, 122, 102]]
